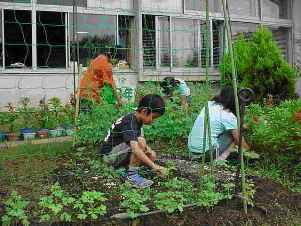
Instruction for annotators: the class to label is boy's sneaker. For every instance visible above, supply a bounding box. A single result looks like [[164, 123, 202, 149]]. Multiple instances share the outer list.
[[126, 172, 154, 189]]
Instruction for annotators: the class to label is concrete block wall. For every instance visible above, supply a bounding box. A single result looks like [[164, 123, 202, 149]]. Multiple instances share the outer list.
[[0, 72, 138, 110], [0, 74, 76, 110]]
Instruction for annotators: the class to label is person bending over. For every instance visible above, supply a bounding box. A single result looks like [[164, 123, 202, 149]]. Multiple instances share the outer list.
[[188, 86, 250, 160]]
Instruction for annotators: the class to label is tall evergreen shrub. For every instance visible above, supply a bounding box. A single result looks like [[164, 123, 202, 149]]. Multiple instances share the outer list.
[[220, 26, 297, 101]]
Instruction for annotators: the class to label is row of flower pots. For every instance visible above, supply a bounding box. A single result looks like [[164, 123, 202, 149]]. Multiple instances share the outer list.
[[0, 126, 75, 142]]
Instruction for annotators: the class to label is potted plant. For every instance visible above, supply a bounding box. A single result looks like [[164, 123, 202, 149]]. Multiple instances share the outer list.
[[36, 98, 49, 139], [60, 104, 75, 137], [6, 103, 20, 141], [0, 112, 7, 142], [18, 97, 37, 140], [47, 97, 65, 137], [0, 131, 6, 142], [45, 115, 60, 138]]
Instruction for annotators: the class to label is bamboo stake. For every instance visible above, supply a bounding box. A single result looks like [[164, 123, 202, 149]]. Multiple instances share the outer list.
[[73, 0, 81, 147], [221, 0, 247, 214], [200, 0, 213, 178]]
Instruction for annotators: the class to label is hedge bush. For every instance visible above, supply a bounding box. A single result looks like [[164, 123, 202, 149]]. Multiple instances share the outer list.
[[220, 26, 297, 102], [76, 83, 212, 145], [245, 100, 301, 154]]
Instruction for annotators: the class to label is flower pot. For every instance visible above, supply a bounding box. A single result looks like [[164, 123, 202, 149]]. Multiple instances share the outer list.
[[37, 129, 49, 139], [21, 128, 34, 134], [65, 128, 74, 136], [56, 127, 65, 137], [23, 132, 36, 141], [7, 132, 19, 141], [48, 129, 59, 138], [21, 128, 35, 140], [0, 132, 6, 142]]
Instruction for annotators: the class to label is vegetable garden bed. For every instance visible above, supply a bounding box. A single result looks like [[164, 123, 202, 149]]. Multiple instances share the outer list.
[[0, 144, 300, 226]]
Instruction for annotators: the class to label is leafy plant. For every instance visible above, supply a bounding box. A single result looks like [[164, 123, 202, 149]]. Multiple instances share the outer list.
[[163, 177, 194, 202], [48, 97, 63, 114], [244, 179, 256, 207], [1, 191, 30, 226], [154, 191, 186, 214], [143, 83, 211, 144], [76, 82, 211, 145], [5, 103, 20, 133], [196, 176, 224, 208], [38, 98, 49, 128], [220, 26, 297, 102], [100, 83, 116, 105], [44, 112, 59, 129], [245, 100, 301, 155], [18, 97, 38, 128], [73, 191, 107, 221], [165, 160, 177, 177], [144, 100, 195, 144], [120, 183, 150, 219], [38, 182, 75, 223], [222, 182, 235, 200], [76, 99, 134, 145], [88, 159, 117, 178]]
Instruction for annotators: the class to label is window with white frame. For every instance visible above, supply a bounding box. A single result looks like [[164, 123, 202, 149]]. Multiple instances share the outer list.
[[143, 15, 156, 68], [143, 15, 222, 70], [200, 20, 223, 68], [262, 0, 289, 19], [37, 0, 87, 7], [212, 20, 223, 67], [172, 18, 198, 68], [69, 13, 116, 67], [231, 23, 290, 60], [158, 16, 170, 68], [231, 22, 258, 41], [37, 11, 66, 68], [4, 9, 32, 68], [270, 26, 290, 59], [117, 15, 134, 69], [69, 14, 134, 69], [200, 21, 211, 68]]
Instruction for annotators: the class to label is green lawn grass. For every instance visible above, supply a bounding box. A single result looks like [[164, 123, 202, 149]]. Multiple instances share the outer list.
[[0, 141, 73, 163]]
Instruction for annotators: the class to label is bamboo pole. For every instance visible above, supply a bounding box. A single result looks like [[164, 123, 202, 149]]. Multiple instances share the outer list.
[[73, 0, 80, 147], [221, 0, 247, 214], [200, 0, 213, 178]]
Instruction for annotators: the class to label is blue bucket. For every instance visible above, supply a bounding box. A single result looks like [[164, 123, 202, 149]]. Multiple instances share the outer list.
[[0, 132, 6, 142], [21, 128, 34, 134]]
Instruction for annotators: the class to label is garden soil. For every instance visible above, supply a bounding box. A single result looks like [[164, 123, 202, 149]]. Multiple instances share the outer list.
[[0, 149, 300, 226], [106, 178, 301, 226]]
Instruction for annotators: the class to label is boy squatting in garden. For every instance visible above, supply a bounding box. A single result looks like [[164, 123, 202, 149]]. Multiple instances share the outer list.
[[160, 77, 191, 108], [100, 94, 167, 188], [188, 86, 250, 160]]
